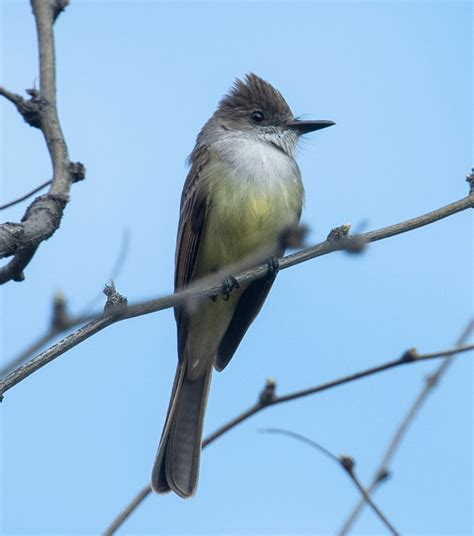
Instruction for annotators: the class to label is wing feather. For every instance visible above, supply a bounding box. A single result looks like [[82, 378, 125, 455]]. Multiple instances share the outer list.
[[215, 240, 287, 372], [215, 277, 274, 371], [175, 146, 210, 359]]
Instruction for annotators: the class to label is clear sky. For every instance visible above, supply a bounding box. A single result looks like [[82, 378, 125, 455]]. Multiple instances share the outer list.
[[1, 1, 472, 535]]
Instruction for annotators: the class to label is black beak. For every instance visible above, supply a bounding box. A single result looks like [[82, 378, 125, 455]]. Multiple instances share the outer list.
[[287, 119, 335, 135]]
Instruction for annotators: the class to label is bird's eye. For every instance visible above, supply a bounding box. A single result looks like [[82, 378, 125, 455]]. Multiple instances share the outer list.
[[251, 111, 265, 123]]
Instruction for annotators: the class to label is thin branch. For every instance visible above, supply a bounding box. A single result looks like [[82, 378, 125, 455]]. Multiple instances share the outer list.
[[0, 192, 472, 393], [0, 1, 85, 284], [0, 302, 94, 378], [0, 180, 52, 210], [338, 319, 474, 535], [261, 429, 399, 535], [52, 0, 70, 22], [103, 486, 151, 536], [79, 228, 131, 312], [0, 85, 41, 126], [0, 86, 23, 106], [0, 230, 130, 376], [102, 343, 473, 535]]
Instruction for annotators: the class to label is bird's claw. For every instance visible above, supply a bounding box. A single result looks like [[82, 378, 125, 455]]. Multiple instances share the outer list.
[[221, 275, 240, 301], [266, 256, 280, 282]]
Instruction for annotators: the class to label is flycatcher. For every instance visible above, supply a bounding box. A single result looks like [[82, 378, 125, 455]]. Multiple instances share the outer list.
[[151, 73, 334, 498]]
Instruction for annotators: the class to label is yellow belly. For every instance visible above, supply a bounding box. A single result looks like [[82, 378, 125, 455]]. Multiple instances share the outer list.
[[197, 163, 304, 275], [185, 149, 303, 378]]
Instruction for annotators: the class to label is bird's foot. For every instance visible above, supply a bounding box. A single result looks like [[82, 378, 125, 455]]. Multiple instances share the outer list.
[[266, 256, 280, 282], [221, 275, 240, 301]]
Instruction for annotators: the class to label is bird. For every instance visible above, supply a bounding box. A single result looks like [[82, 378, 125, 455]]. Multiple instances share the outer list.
[[151, 73, 334, 498]]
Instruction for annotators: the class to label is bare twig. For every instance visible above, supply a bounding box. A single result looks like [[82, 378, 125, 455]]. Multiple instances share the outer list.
[[0, 193, 472, 394], [0, 180, 52, 210], [338, 319, 474, 534], [0, 85, 42, 127], [52, 0, 70, 22], [0, 86, 25, 108], [79, 228, 131, 312], [0, 292, 94, 378], [0, 230, 130, 376], [103, 486, 151, 536], [0, 1, 84, 284], [466, 168, 474, 195], [261, 429, 399, 535], [102, 343, 473, 535]]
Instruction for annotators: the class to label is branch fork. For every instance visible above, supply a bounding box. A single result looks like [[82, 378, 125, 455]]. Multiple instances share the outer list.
[[0, 0, 85, 284]]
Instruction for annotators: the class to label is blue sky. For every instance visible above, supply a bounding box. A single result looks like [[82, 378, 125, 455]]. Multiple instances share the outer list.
[[1, 1, 472, 534]]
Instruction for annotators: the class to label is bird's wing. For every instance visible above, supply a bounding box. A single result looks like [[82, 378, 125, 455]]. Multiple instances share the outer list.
[[215, 217, 301, 371], [174, 145, 210, 359], [215, 274, 278, 372]]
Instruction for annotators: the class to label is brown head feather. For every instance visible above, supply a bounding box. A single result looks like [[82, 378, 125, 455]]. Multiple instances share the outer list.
[[189, 74, 296, 164], [217, 73, 293, 124]]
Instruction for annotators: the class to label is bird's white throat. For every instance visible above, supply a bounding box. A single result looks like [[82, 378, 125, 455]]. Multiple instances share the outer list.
[[210, 132, 301, 191]]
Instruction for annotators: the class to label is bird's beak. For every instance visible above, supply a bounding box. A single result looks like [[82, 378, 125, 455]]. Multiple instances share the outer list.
[[287, 119, 335, 135]]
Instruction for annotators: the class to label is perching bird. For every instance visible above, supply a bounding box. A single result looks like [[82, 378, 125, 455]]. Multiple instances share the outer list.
[[151, 73, 334, 498]]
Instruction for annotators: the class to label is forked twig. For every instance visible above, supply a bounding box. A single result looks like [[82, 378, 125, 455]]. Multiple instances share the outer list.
[[102, 341, 473, 535]]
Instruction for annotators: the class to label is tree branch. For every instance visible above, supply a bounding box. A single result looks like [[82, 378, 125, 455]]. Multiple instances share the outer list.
[[103, 486, 151, 536], [1, 228, 130, 376], [0, 291, 95, 377], [102, 342, 473, 535], [0, 1, 85, 284], [338, 319, 474, 534], [261, 429, 399, 535], [0, 179, 52, 211], [0, 191, 471, 394], [0, 86, 42, 127]]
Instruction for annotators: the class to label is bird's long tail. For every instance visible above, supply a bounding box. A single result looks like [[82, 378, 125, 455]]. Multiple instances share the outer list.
[[151, 363, 212, 498]]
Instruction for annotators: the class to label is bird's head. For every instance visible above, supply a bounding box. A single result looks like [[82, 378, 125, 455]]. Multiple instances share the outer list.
[[210, 73, 335, 156]]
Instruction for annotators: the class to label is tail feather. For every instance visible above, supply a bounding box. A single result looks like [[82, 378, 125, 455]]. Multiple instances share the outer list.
[[151, 365, 212, 498]]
